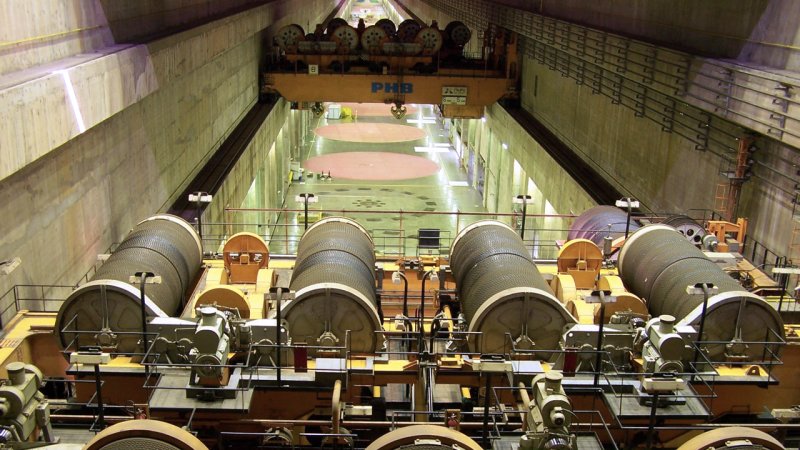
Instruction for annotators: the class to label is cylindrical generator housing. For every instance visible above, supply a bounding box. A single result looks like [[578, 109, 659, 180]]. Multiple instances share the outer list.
[[286, 217, 381, 353], [619, 225, 784, 361], [450, 221, 576, 357], [568, 205, 640, 247], [55, 214, 202, 353]]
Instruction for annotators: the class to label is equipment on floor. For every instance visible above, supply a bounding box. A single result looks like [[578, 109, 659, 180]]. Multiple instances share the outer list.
[[0, 363, 55, 448], [661, 214, 707, 246], [520, 371, 577, 450], [677, 427, 785, 450], [365, 425, 483, 450], [223, 232, 270, 284]]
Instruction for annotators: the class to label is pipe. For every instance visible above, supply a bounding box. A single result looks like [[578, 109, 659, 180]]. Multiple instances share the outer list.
[[50, 416, 798, 431], [226, 206, 576, 219], [418, 270, 436, 352], [396, 271, 409, 317], [518, 382, 531, 432], [332, 380, 342, 435]]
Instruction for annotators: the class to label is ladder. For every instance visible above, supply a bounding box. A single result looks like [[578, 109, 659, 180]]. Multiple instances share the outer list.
[[713, 183, 730, 220]]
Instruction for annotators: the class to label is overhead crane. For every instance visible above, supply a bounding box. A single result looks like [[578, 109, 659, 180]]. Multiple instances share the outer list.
[[262, 17, 519, 118]]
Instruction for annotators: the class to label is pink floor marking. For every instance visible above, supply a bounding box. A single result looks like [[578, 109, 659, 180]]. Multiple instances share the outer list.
[[314, 123, 427, 143], [304, 151, 440, 180]]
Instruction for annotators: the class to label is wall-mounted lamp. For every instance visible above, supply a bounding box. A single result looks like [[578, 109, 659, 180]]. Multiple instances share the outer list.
[[0, 257, 21, 276]]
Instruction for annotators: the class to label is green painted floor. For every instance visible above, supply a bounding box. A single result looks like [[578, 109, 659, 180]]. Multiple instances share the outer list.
[[280, 104, 491, 257]]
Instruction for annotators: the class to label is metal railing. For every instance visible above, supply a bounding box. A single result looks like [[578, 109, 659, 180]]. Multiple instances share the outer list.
[[0, 284, 75, 330], [265, 47, 505, 79], [218, 206, 577, 259]]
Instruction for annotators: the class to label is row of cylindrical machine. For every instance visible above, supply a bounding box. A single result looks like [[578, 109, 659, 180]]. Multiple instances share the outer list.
[[54, 212, 783, 363], [274, 18, 471, 57], [78, 417, 786, 450]]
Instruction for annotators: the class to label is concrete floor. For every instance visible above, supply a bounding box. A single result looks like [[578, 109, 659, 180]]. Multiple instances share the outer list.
[[277, 104, 489, 257]]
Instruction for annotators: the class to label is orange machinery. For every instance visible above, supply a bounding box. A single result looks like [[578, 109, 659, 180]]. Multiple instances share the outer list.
[[264, 21, 519, 118]]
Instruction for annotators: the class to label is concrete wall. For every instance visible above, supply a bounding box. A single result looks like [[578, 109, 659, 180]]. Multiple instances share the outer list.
[[0, 0, 336, 183], [494, 0, 800, 71], [484, 103, 595, 216], [0, 0, 114, 75], [0, 0, 333, 308], [99, 0, 274, 43], [202, 103, 315, 243], [0, 0, 284, 76], [449, 110, 594, 258], [519, 46, 798, 260]]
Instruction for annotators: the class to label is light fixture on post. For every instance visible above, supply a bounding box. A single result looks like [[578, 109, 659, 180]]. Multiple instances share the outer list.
[[513, 194, 533, 240], [418, 269, 439, 353], [129, 272, 162, 369], [615, 197, 640, 239], [584, 289, 616, 386], [188, 192, 212, 251], [70, 350, 110, 430], [295, 193, 318, 231], [392, 271, 411, 352]]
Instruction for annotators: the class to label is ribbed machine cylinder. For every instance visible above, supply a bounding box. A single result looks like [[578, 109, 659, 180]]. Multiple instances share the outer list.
[[83, 419, 207, 450], [568, 205, 640, 247], [365, 426, 483, 450], [286, 217, 381, 353], [55, 214, 202, 353], [619, 225, 784, 361], [450, 221, 575, 356]]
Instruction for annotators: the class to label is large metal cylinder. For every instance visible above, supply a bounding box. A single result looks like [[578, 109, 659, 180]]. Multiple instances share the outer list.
[[55, 214, 202, 353], [286, 217, 381, 353], [450, 221, 576, 356], [619, 225, 784, 360], [568, 205, 640, 247], [366, 426, 483, 450], [83, 419, 207, 450]]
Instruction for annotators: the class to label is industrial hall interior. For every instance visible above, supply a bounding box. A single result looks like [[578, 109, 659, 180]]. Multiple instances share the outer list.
[[2, 0, 800, 449]]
